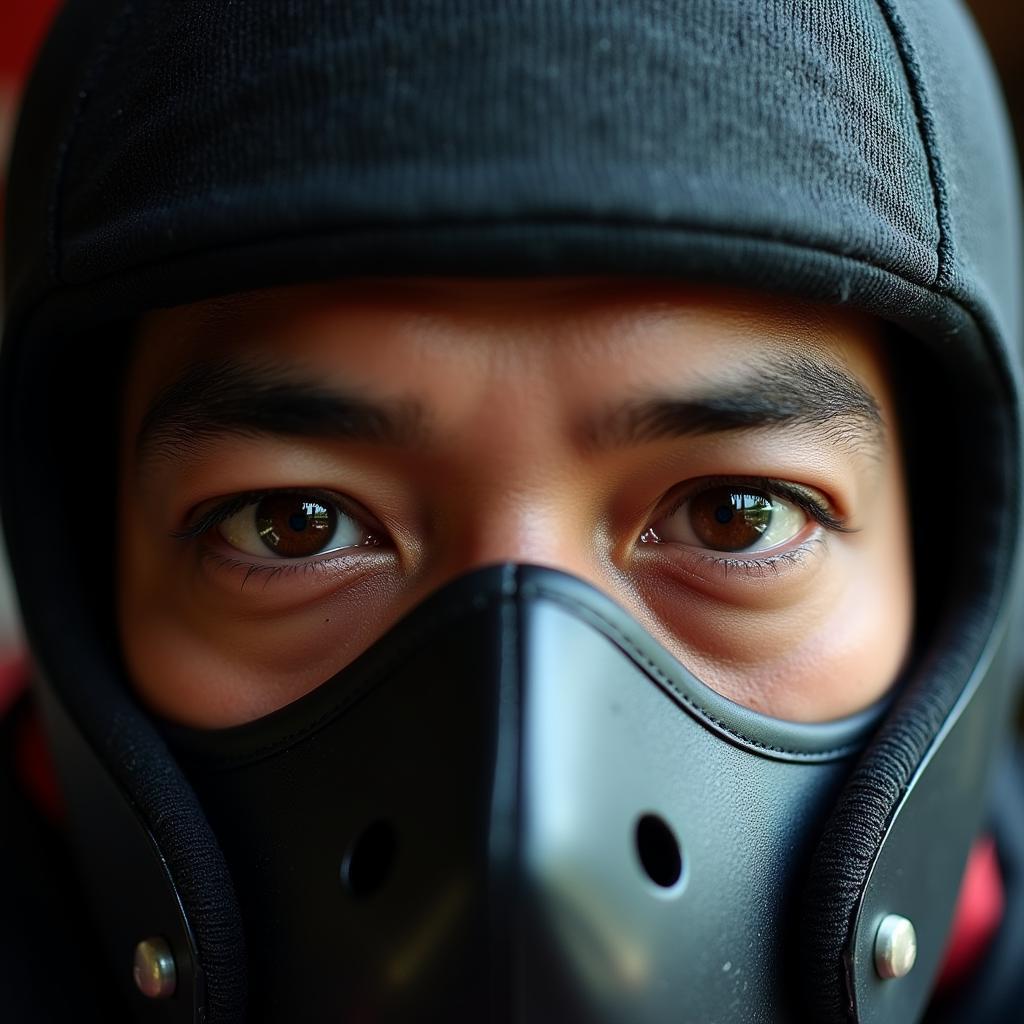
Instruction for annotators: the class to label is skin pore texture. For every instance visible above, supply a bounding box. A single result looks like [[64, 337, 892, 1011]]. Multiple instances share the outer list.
[[118, 277, 913, 728]]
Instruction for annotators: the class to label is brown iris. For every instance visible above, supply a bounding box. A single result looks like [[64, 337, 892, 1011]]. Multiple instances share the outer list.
[[255, 494, 338, 558], [688, 487, 773, 551]]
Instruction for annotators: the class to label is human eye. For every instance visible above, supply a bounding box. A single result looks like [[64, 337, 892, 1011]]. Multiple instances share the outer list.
[[178, 488, 383, 562], [642, 477, 849, 559]]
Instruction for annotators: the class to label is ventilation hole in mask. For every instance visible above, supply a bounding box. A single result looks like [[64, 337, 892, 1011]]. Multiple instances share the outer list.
[[635, 813, 682, 889], [341, 820, 398, 898]]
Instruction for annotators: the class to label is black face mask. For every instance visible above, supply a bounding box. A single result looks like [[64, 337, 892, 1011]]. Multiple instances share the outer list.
[[130, 564, 879, 1022]]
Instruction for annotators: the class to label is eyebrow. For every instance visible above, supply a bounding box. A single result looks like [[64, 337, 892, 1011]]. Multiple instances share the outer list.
[[136, 350, 885, 467], [586, 353, 886, 458], [136, 357, 427, 464]]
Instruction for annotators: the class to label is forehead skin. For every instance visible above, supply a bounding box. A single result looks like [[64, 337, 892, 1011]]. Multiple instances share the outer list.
[[118, 277, 912, 727]]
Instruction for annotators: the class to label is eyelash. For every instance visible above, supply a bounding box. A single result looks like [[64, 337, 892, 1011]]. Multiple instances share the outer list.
[[676, 535, 828, 580]]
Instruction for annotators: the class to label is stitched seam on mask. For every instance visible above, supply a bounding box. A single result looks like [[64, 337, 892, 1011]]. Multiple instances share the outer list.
[[521, 582, 860, 762], [872, 0, 954, 291], [199, 590, 508, 770]]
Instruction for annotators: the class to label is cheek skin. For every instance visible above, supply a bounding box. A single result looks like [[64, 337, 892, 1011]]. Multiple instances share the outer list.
[[637, 568, 909, 722], [119, 548, 409, 727], [697, 554, 910, 721]]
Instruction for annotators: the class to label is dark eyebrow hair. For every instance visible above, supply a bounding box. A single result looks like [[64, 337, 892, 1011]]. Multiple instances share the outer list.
[[588, 352, 886, 457], [138, 350, 884, 467], [136, 357, 427, 464]]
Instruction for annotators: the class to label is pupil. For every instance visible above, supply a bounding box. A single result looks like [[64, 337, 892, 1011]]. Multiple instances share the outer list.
[[714, 505, 734, 524], [289, 511, 309, 532]]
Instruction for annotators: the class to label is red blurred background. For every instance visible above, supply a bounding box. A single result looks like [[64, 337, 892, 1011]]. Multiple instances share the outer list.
[[0, 0, 62, 231]]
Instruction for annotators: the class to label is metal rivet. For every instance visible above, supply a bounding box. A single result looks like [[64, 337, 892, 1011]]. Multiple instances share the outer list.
[[133, 937, 177, 999], [874, 914, 917, 979]]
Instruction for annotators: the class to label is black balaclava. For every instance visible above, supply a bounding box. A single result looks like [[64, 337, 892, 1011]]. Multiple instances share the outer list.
[[2, 2, 1022, 1022]]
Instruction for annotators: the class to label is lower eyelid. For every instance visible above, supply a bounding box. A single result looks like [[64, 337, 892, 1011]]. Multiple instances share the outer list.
[[191, 551, 398, 612], [196, 535, 389, 585], [648, 530, 829, 587], [690, 538, 825, 576]]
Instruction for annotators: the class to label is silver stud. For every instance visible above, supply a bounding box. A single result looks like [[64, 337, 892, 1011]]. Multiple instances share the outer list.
[[133, 937, 177, 999], [874, 914, 917, 980]]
